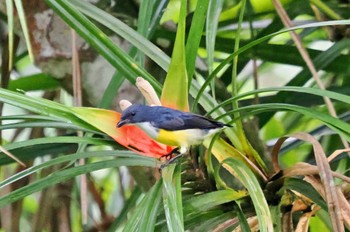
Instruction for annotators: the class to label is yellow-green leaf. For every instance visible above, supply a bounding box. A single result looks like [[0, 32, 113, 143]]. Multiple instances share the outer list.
[[160, 0, 189, 111]]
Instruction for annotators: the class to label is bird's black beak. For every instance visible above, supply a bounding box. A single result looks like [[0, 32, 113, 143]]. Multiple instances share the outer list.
[[117, 119, 129, 128]]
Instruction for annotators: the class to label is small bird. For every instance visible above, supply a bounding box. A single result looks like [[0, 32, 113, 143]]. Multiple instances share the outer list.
[[117, 104, 230, 166]]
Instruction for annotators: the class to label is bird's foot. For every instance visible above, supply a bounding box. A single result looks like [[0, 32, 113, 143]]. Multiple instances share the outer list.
[[160, 153, 183, 169], [161, 147, 180, 161]]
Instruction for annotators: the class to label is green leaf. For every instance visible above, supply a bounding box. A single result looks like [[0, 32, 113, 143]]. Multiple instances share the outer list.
[[0, 143, 77, 166], [160, 0, 189, 111], [162, 164, 184, 232], [284, 178, 327, 210], [8, 74, 60, 91], [13, 0, 34, 63], [183, 189, 247, 214], [244, 44, 350, 75], [0, 150, 138, 189], [218, 103, 350, 141], [0, 114, 60, 121], [123, 180, 163, 232], [0, 88, 74, 121], [270, 206, 282, 232], [2, 136, 108, 153], [189, 211, 236, 231], [45, 0, 162, 93], [235, 202, 251, 232], [223, 158, 273, 232], [0, 151, 155, 207], [136, 0, 154, 65], [69, 0, 170, 72], [68, 0, 166, 109], [190, 82, 242, 151], [207, 86, 350, 117], [250, 0, 292, 13], [258, 39, 350, 125], [309, 0, 342, 20], [193, 22, 350, 111], [160, 0, 181, 24], [206, 0, 224, 97], [186, 0, 209, 84], [0, 121, 98, 133], [107, 187, 142, 231], [310, 210, 332, 232], [137, 180, 163, 231], [229, 0, 263, 172]]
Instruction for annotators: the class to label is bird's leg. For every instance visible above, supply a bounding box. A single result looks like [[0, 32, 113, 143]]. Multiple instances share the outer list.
[[159, 147, 187, 169], [160, 153, 183, 169], [161, 147, 180, 161]]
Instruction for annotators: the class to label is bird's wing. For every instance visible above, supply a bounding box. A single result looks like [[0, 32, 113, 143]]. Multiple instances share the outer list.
[[153, 113, 185, 130], [155, 112, 225, 131], [181, 114, 226, 129]]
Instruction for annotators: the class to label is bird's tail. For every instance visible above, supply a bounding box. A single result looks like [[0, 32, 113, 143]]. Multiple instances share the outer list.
[[216, 121, 232, 128]]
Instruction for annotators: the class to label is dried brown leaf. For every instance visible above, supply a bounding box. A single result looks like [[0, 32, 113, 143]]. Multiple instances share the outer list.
[[0, 145, 26, 167], [282, 212, 293, 232], [328, 148, 350, 162], [273, 132, 344, 232], [295, 213, 310, 232], [71, 29, 86, 225], [294, 133, 344, 232], [213, 218, 239, 232], [284, 162, 350, 183], [337, 187, 350, 228], [270, 137, 288, 173], [304, 175, 326, 199], [231, 216, 259, 232], [295, 206, 321, 232], [291, 199, 309, 213]]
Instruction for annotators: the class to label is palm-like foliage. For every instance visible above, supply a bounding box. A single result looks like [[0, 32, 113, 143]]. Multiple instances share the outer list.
[[0, 0, 350, 231]]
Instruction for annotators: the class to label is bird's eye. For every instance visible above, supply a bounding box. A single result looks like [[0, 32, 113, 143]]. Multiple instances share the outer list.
[[131, 112, 136, 116]]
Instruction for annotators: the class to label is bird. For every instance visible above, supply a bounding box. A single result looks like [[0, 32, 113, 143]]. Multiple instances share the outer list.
[[116, 104, 231, 167]]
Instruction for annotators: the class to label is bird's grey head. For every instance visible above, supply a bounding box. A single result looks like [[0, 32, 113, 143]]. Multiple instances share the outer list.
[[117, 104, 147, 128]]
